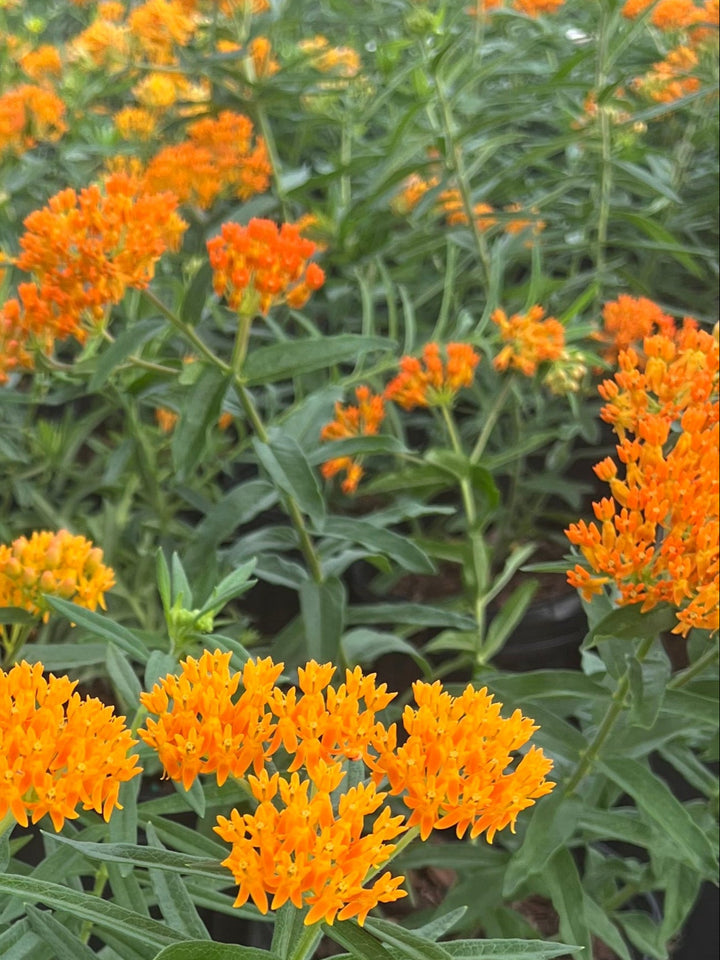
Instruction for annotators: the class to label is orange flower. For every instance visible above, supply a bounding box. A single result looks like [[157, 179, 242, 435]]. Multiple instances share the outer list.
[[492, 305, 565, 376], [10, 174, 186, 359], [320, 386, 385, 494], [69, 19, 130, 71], [19, 45, 63, 82], [140, 111, 271, 209], [114, 106, 157, 140], [503, 203, 545, 236], [248, 36, 280, 78], [0, 84, 66, 157], [566, 324, 719, 636], [215, 762, 407, 924], [369, 680, 555, 841], [128, 0, 197, 65], [512, 0, 565, 15], [597, 295, 676, 363], [634, 44, 702, 102], [155, 407, 179, 433], [0, 530, 115, 622], [438, 189, 497, 231], [391, 173, 439, 216], [207, 218, 324, 315], [384, 342, 480, 410], [0, 661, 141, 831]]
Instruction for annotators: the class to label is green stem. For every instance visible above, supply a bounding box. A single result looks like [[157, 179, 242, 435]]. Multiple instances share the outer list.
[[256, 105, 290, 221], [231, 311, 255, 377], [287, 923, 323, 960], [594, 7, 613, 303], [667, 641, 719, 690], [80, 863, 109, 944], [143, 289, 231, 373], [564, 633, 656, 796], [432, 239, 457, 342], [469, 378, 512, 464], [0, 810, 16, 840]]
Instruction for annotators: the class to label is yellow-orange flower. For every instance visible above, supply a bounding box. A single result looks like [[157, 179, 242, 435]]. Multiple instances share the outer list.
[[492, 305, 565, 376], [320, 386, 386, 494], [69, 19, 130, 71], [566, 323, 719, 637], [140, 111, 271, 209], [0, 84, 66, 157], [155, 407, 179, 433], [391, 173, 439, 216], [207, 218, 324, 315], [11, 173, 186, 352], [597, 294, 676, 364], [503, 203, 546, 236], [369, 680, 555, 841], [438, 188, 497, 231], [128, 0, 197, 66], [512, 0, 565, 15], [0, 530, 115, 621], [19, 45, 63, 82], [0, 661, 141, 831], [634, 44, 701, 103], [384, 342, 480, 410], [215, 763, 407, 924], [248, 36, 280, 78]]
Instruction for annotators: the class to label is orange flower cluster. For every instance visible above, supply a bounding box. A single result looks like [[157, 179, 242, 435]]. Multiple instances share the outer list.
[[320, 386, 386, 494], [19, 45, 63, 82], [299, 36, 361, 77], [439, 189, 497, 231], [1, 173, 186, 380], [140, 111, 271, 209], [634, 44, 701, 103], [207, 218, 325, 315], [512, 0, 566, 16], [566, 323, 719, 637], [492, 305, 566, 376], [215, 766, 407, 925], [141, 651, 552, 926], [248, 36, 280, 78], [622, 0, 710, 31], [128, 0, 198, 65], [598, 295, 677, 363], [0, 530, 115, 621], [391, 173, 439, 216], [370, 680, 554, 841], [0, 84, 67, 157], [384, 342, 480, 410], [0, 660, 141, 832], [155, 407, 179, 433]]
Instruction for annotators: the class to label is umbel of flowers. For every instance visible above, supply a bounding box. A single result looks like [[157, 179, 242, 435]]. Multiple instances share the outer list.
[[0, 661, 141, 833], [566, 320, 719, 637], [139, 650, 554, 926]]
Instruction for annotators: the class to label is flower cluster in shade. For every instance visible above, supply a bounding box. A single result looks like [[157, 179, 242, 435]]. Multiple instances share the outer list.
[[119, 112, 271, 210], [622, 0, 718, 103], [320, 386, 386, 494], [566, 320, 719, 638], [207, 218, 325, 316], [319, 343, 480, 494], [0, 661, 141, 832], [140, 650, 553, 926], [1, 174, 186, 383], [492, 305, 586, 394], [0, 530, 115, 622]]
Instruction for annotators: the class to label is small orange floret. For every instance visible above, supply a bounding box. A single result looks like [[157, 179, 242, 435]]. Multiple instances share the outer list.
[[320, 386, 385, 495], [492, 305, 565, 376], [385, 342, 480, 410]]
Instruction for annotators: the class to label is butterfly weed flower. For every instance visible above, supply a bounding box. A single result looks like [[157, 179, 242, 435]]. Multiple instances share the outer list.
[[369, 680, 555, 841], [0, 530, 115, 623], [512, 0, 566, 15], [207, 218, 325, 316], [0, 84, 67, 158], [0, 661, 141, 833], [596, 295, 677, 364], [384, 342, 480, 410], [492, 305, 565, 377], [320, 386, 386, 494], [566, 324, 719, 637], [214, 761, 407, 925]]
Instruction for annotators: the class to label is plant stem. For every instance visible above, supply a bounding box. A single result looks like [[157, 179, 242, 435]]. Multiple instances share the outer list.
[[564, 634, 656, 796], [469, 378, 512, 464], [287, 923, 323, 960], [144, 291, 325, 584], [594, 6, 613, 303], [667, 642, 719, 690]]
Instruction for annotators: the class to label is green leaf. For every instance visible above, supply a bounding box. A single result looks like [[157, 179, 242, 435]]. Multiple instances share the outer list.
[[587, 604, 676, 649], [598, 756, 718, 875], [341, 628, 430, 674], [503, 793, 583, 896], [253, 435, 326, 528], [583, 895, 631, 960], [441, 941, 582, 959], [153, 945, 276, 960], [363, 917, 452, 960], [42, 596, 149, 663], [320, 517, 434, 574], [658, 860, 702, 942], [0, 606, 38, 626], [484, 543, 539, 605], [242, 335, 392, 384], [156, 548, 172, 612], [172, 365, 228, 482], [616, 911, 667, 960], [407, 907, 466, 943], [483, 579, 538, 661], [89, 318, 164, 391], [0, 876, 185, 950], [543, 848, 592, 960], [146, 823, 209, 941], [43, 834, 229, 882], [181, 262, 213, 326], [323, 921, 391, 960], [22, 642, 108, 670], [173, 774, 206, 818], [309, 435, 407, 464], [106, 645, 142, 714], [171, 552, 194, 609], [424, 450, 500, 512], [185, 481, 278, 567], [628, 644, 671, 729], [299, 577, 346, 662], [197, 560, 257, 617], [662, 690, 719, 728], [270, 903, 319, 959], [25, 905, 97, 960], [346, 602, 475, 631]]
